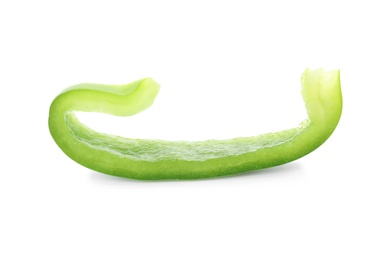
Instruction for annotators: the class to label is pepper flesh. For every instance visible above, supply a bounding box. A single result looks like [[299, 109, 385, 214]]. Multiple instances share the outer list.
[[49, 69, 342, 180]]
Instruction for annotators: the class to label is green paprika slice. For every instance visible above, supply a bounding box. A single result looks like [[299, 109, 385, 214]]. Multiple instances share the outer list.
[[49, 68, 342, 180]]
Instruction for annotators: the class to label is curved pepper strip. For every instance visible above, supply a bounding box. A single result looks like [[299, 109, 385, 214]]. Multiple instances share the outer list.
[[49, 69, 342, 180]]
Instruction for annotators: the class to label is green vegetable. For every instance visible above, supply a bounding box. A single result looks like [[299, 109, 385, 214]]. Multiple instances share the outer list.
[[49, 68, 342, 180]]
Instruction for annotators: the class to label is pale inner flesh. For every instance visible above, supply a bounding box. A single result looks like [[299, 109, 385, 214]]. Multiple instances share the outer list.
[[65, 112, 310, 162]]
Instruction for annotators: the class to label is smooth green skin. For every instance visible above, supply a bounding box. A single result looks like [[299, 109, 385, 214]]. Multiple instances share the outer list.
[[49, 69, 342, 180]]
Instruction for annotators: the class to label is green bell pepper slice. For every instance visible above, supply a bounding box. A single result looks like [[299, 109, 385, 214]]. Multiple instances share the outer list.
[[49, 68, 342, 180]]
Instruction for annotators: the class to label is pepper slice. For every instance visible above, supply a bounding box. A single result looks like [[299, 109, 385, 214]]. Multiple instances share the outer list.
[[49, 68, 342, 180]]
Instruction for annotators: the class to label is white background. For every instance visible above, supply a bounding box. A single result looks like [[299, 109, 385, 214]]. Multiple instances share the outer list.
[[1, 0, 385, 259]]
